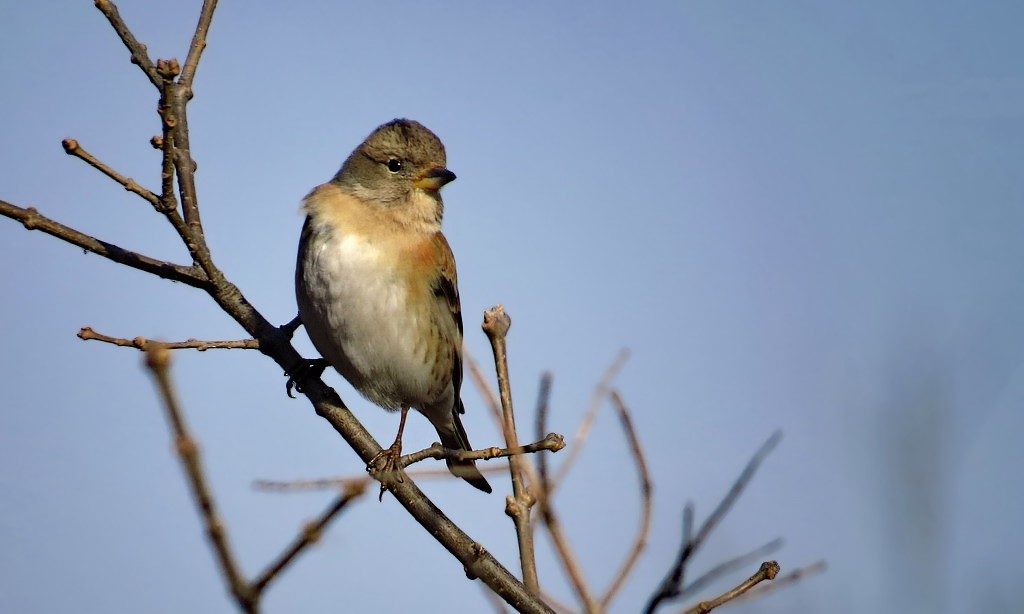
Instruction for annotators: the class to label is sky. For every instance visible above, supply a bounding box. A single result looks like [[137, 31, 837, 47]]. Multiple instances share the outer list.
[[1, 1, 1022, 612]]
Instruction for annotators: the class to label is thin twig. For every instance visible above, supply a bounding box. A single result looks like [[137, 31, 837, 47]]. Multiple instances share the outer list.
[[532, 378, 596, 611], [549, 349, 629, 494], [252, 483, 367, 594], [0, 199, 208, 288], [399, 435, 565, 468], [679, 538, 783, 601], [644, 431, 784, 614], [255, 477, 368, 493], [601, 390, 653, 608], [682, 561, 779, 614], [254, 465, 508, 493], [682, 503, 694, 566], [482, 305, 540, 596], [154, 130, 177, 214], [688, 432, 782, 561], [179, 0, 218, 89], [466, 352, 505, 431], [143, 345, 256, 612], [537, 491, 596, 611], [93, 0, 161, 88], [168, 82, 207, 248], [152, 62, 204, 256], [79, 327, 258, 351], [61, 138, 161, 208], [722, 560, 826, 607], [534, 372, 553, 503]]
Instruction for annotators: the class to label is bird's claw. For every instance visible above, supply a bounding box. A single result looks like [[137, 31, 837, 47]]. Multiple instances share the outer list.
[[368, 442, 405, 501], [284, 358, 328, 398]]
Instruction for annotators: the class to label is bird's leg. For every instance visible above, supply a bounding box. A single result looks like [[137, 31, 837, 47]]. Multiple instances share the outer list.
[[369, 406, 409, 499], [284, 358, 329, 398]]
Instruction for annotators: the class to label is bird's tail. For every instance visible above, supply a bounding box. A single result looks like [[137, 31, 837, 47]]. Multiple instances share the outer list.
[[436, 402, 492, 493]]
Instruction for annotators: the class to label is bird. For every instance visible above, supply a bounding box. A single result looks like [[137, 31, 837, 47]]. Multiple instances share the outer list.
[[294, 118, 492, 494]]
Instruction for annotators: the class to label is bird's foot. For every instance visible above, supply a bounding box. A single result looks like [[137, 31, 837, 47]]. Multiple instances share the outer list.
[[368, 441, 405, 501], [284, 358, 328, 398]]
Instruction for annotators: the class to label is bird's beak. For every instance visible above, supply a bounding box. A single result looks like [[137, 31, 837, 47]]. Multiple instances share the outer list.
[[412, 166, 456, 191]]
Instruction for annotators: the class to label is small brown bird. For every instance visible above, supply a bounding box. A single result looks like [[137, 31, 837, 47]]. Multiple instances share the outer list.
[[294, 119, 491, 493]]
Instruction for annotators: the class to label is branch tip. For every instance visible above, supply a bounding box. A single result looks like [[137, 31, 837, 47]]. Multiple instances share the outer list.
[[482, 304, 511, 339]]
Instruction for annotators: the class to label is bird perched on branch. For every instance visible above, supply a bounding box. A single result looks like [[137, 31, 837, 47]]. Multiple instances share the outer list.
[[294, 119, 491, 494]]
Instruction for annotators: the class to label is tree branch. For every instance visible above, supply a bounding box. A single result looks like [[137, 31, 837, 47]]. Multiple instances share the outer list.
[[682, 561, 779, 614], [644, 432, 783, 614], [79, 326, 258, 351], [61, 138, 161, 208], [548, 349, 629, 494], [601, 389, 653, 608], [144, 345, 256, 612], [466, 352, 507, 432], [724, 560, 826, 606], [483, 306, 541, 597], [93, 0, 162, 88], [179, 0, 218, 89], [678, 538, 783, 602], [168, 76, 207, 247], [398, 435, 565, 468], [536, 483, 595, 611], [252, 483, 366, 594], [0, 199, 209, 288]]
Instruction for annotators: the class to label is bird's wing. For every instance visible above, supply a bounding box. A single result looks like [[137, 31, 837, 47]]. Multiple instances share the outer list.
[[431, 231, 465, 414]]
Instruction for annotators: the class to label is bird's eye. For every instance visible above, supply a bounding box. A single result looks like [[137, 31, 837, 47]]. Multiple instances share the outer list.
[[386, 158, 403, 173]]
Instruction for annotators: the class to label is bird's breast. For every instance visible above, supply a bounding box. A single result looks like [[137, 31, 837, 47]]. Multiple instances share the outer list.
[[297, 216, 448, 410]]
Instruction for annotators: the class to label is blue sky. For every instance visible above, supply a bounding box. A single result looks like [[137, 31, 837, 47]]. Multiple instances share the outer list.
[[2, 1, 1022, 612]]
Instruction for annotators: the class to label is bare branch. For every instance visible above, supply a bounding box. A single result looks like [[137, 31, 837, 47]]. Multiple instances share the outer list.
[[482, 305, 540, 596], [168, 83, 207, 248], [530, 374, 597, 610], [79, 327, 258, 351], [534, 372, 553, 502], [679, 538, 783, 601], [179, 0, 219, 89], [252, 482, 367, 594], [253, 463, 510, 494], [93, 0, 161, 88], [0, 199, 208, 288], [689, 432, 782, 557], [537, 489, 596, 611], [255, 477, 367, 493], [61, 138, 161, 208], [644, 431, 783, 614], [723, 560, 826, 607], [143, 345, 256, 612], [466, 352, 505, 429], [601, 389, 653, 608], [682, 561, 779, 614], [549, 348, 629, 493], [154, 131, 177, 212], [398, 434, 565, 469]]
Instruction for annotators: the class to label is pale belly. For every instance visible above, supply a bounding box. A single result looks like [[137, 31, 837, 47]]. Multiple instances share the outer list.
[[296, 222, 444, 411]]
